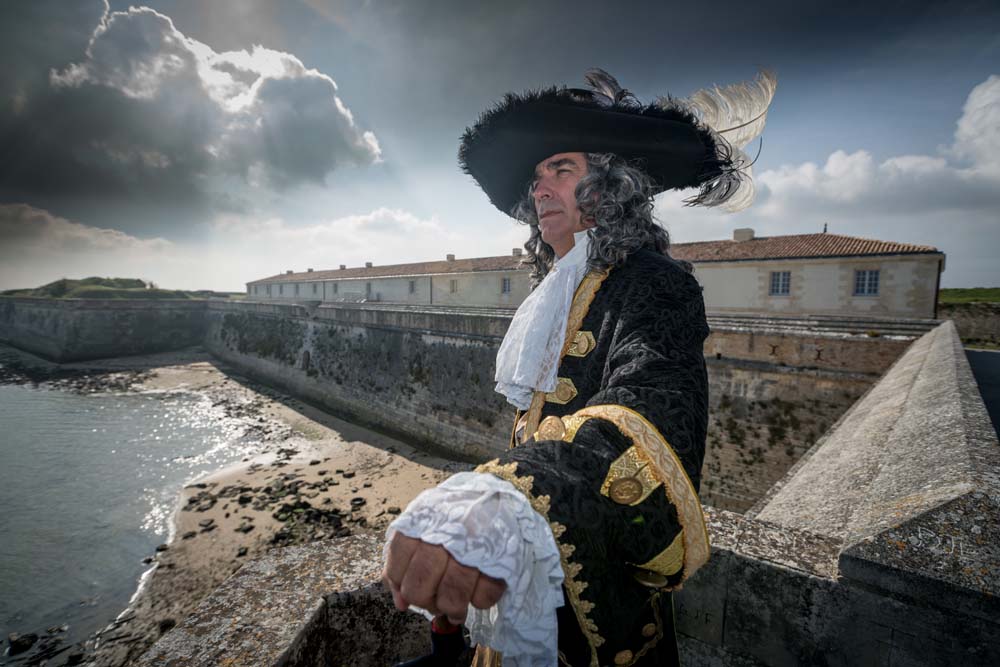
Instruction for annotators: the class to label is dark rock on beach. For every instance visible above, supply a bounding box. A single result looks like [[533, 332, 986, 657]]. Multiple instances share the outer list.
[[8, 631, 39, 654]]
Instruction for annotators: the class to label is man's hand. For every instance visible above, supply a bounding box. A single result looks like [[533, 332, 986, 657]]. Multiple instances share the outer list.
[[383, 533, 506, 625]]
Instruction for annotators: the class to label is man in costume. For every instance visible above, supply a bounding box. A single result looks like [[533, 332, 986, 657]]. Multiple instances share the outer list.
[[384, 69, 776, 667]]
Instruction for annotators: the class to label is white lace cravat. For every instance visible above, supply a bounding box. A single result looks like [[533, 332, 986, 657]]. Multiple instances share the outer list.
[[495, 230, 591, 409], [386, 473, 565, 667]]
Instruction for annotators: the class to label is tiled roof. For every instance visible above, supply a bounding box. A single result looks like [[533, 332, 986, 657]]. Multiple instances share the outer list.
[[670, 233, 939, 263], [249, 255, 524, 284], [249, 233, 940, 284]]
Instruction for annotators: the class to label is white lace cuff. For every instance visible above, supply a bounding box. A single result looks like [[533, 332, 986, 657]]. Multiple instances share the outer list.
[[384, 472, 564, 667]]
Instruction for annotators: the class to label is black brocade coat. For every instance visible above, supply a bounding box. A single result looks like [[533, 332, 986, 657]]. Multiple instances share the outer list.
[[479, 249, 710, 667]]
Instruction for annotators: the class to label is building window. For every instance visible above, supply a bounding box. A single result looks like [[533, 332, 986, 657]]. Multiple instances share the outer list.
[[854, 269, 880, 296], [501, 277, 511, 294], [333, 283, 338, 294], [267, 285, 271, 296], [366, 282, 372, 296], [450, 279, 458, 293], [409, 280, 416, 294], [769, 271, 790, 296], [295, 284, 300, 296], [279, 284, 283, 295], [312, 283, 317, 294]]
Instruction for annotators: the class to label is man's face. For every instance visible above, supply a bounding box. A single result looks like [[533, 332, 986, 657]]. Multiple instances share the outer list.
[[531, 152, 590, 257]]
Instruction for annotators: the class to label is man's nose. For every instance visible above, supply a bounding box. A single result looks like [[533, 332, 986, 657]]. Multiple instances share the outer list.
[[533, 181, 552, 203]]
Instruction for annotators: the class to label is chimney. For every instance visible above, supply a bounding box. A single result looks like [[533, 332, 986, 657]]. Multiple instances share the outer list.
[[446, 254, 456, 261], [512, 248, 523, 257], [339, 265, 346, 270], [733, 228, 755, 242], [285, 270, 293, 274], [365, 261, 373, 268], [307, 268, 313, 272]]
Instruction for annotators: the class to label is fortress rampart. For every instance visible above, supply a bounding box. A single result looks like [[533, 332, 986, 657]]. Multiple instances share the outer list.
[[133, 323, 999, 666], [4, 298, 994, 664]]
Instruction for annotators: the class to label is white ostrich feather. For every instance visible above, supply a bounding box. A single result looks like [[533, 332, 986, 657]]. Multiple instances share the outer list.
[[685, 70, 777, 149], [686, 145, 757, 213], [721, 155, 755, 212]]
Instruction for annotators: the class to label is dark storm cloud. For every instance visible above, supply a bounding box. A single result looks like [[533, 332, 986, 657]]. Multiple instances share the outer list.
[[0, 1, 380, 236]]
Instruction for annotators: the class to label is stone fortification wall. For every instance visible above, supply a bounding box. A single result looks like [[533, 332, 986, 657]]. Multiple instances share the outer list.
[[137, 320, 1000, 667], [0, 297, 207, 362], [706, 322, 917, 375], [701, 360, 872, 512], [202, 302, 898, 490], [202, 301, 514, 461], [940, 301, 1000, 347]]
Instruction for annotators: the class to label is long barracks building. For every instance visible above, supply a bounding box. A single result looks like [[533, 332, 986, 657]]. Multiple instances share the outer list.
[[246, 229, 945, 319]]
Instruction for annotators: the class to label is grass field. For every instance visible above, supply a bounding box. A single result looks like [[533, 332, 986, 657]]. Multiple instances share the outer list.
[[939, 288, 1000, 304]]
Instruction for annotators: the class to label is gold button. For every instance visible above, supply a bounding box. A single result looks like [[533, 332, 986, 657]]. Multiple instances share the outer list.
[[554, 379, 575, 402], [614, 650, 633, 665], [608, 477, 643, 505], [567, 330, 596, 357], [536, 416, 566, 440], [546, 377, 577, 404], [641, 623, 657, 638], [633, 568, 669, 588]]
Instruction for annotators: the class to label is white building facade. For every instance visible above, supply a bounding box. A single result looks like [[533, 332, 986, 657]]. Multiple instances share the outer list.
[[674, 230, 944, 319], [247, 252, 530, 309], [247, 230, 945, 319]]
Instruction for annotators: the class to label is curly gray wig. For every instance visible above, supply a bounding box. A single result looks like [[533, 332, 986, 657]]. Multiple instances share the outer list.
[[512, 153, 684, 286]]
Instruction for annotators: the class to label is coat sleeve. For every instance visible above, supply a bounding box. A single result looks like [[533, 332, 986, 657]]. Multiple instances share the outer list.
[[476, 263, 710, 659]]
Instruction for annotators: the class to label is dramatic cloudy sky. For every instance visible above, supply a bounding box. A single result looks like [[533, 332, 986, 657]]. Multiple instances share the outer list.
[[1, 0, 998, 290]]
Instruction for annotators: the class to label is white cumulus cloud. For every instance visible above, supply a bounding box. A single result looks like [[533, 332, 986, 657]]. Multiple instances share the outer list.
[[0, 205, 461, 292]]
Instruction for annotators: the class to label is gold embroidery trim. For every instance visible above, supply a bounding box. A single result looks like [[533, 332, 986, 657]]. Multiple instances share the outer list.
[[561, 415, 590, 441], [545, 377, 578, 405], [622, 592, 666, 666], [471, 646, 502, 667], [635, 530, 685, 576], [599, 446, 663, 506], [566, 405, 711, 584], [566, 330, 596, 358], [520, 270, 610, 445], [508, 409, 522, 450], [476, 459, 603, 667], [520, 391, 547, 447]]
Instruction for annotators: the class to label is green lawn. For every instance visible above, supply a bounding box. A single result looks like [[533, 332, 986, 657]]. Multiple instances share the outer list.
[[939, 288, 1000, 304]]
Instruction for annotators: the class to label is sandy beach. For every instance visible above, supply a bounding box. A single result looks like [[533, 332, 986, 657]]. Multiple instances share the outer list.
[[0, 347, 467, 666]]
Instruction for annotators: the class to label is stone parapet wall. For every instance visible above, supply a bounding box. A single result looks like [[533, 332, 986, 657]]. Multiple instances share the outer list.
[[752, 320, 1000, 635], [133, 534, 429, 667], [676, 507, 1000, 666], [706, 327, 912, 375], [135, 508, 1000, 667], [0, 297, 207, 362]]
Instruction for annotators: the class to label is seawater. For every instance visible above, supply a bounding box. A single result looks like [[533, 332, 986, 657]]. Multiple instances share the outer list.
[[0, 382, 269, 653]]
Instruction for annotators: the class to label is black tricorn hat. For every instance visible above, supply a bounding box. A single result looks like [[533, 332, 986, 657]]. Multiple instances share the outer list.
[[459, 69, 775, 215]]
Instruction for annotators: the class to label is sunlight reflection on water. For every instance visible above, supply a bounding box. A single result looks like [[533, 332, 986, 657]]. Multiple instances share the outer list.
[[0, 381, 288, 650]]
